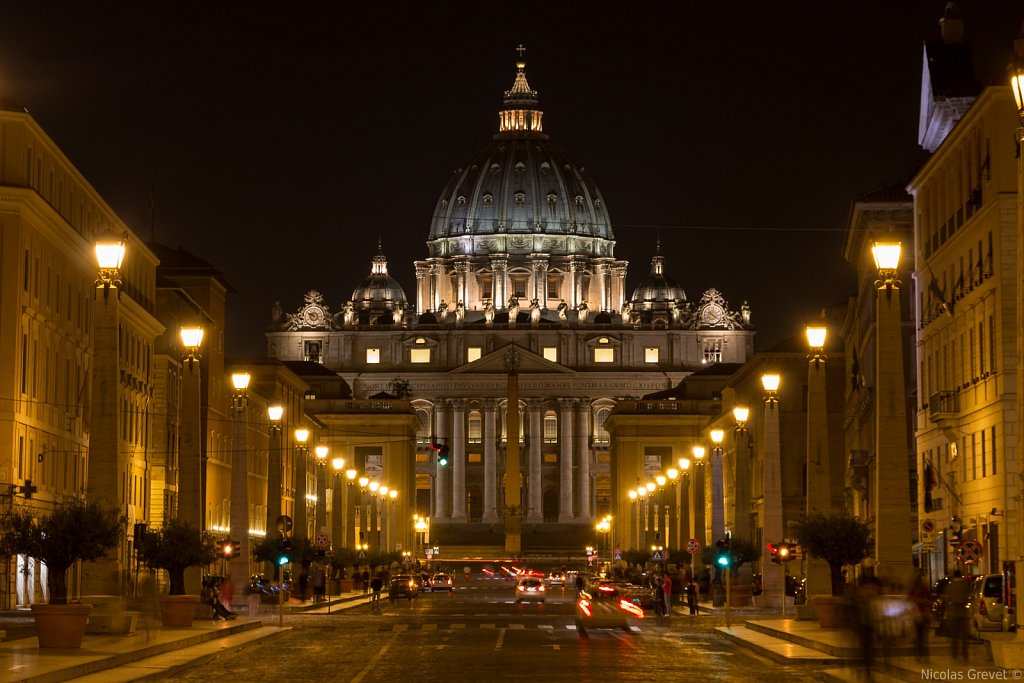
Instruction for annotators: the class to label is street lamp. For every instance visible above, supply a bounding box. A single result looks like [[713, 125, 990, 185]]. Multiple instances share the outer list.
[[314, 445, 329, 540], [179, 326, 204, 371], [345, 468, 358, 549], [871, 240, 913, 584], [805, 321, 833, 599], [230, 372, 250, 411], [690, 444, 707, 552], [94, 233, 126, 292], [330, 457, 344, 553], [265, 405, 284, 543], [293, 428, 310, 538]]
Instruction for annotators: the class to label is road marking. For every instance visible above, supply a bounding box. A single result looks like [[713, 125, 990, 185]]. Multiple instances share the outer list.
[[421, 623, 437, 631], [543, 645, 561, 650], [351, 632, 395, 683], [495, 628, 506, 650], [451, 623, 466, 629], [538, 624, 553, 630], [508, 623, 525, 630], [481, 623, 495, 629]]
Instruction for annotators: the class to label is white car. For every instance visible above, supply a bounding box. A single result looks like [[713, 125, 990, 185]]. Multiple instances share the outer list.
[[547, 571, 565, 587], [430, 573, 454, 592]]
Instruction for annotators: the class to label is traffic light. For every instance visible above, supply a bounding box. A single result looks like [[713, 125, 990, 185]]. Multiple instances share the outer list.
[[221, 538, 240, 561], [715, 537, 731, 568], [769, 541, 794, 564], [430, 441, 449, 467], [277, 537, 294, 566]]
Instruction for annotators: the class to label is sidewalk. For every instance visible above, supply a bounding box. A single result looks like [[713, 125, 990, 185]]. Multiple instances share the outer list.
[[0, 592, 369, 683]]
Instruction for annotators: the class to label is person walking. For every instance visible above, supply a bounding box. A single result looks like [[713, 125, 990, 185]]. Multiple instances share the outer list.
[[370, 573, 384, 612], [943, 571, 972, 662], [906, 570, 932, 662], [662, 571, 673, 617], [686, 574, 699, 616], [654, 578, 665, 616], [310, 563, 325, 603], [361, 568, 371, 594]]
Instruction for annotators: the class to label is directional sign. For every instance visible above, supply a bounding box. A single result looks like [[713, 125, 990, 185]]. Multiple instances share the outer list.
[[613, 545, 622, 561], [315, 532, 330, 547], [651, 550, 664, 562], [686, 538, 701, 555], [357, 550, 366, 561]]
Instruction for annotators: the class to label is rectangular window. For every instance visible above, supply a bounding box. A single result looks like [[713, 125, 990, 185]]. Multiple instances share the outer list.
[[512, 279, 527, 298], [468, 453, 482, 463], [981, 430, 987, 477], [467, 347, 482, 363], [978, 322, 985, 375], [410, 348, 431, 364], [703, 338, 722, 363], [547, 277, 559, 299], [544, 414, 558, 443], [593, 348, 614, 363], [543, 452, 558, 463], [542, 347, 558, 363], [991, 426, 997, 475], [366, 348, 381, 364], [644, 347, 659, 363]]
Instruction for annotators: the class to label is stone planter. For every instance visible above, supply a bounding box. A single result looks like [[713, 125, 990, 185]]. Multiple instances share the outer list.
[[812, 595, 846, 628], [729, 584, 753, 607], [338, 579, 354, 593], [160, 594, 201, 627], [31, 603, 93, 648]]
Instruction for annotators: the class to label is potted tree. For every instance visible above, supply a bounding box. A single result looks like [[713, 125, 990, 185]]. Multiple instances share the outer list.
[[136, 517, 217, 626], [795, 512, 872, 627], [0, 498, 125, 648]]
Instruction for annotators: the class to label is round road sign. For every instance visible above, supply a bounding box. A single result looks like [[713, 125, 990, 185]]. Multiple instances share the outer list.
[[315, 532, 330, 547], [958, 539, 983, 564], [686, 538, 701, 555]]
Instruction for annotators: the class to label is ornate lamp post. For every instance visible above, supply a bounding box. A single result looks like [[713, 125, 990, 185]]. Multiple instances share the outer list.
[[804, 323, 833, 599], [228, 370, 251, 597], [691, 444, 707, 548], [265, 405, 283, 542], [178, 326, 204, 530], [731, 407, 751, 544], [871, 241, 913, 585], [330, 457, 345, 554], [760, 372, 785, 608]]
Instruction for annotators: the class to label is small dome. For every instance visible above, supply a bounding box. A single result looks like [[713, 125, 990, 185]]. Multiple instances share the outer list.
[[630, 252, 686, 309], [351, 245, 407, 311]]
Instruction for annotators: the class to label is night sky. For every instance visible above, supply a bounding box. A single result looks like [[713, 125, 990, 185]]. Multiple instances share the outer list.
[[1, 2, 1021, 357]]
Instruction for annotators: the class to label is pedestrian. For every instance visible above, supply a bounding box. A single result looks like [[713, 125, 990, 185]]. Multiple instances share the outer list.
[[298, 565, 309, 603], [361, 568, 370, 594], [310, 563, 325, 602], [906, 569, 931, 662], [942, 570, 971, 662], [852, 574, 880, 678], [654, 579, 665, 616], [220, 574, 234, 613], [686, 574, 699, 616], [246, 581, 261, 618], [575, 572, 585, 597], [370, 573, 384, 612], [203, 577, 236, 621], [662, 571, 673, 617]]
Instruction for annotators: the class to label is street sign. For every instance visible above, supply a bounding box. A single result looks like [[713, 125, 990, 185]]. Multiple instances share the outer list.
[[614, 549, 622, 561], [959, 539, 983, 564], [651, 550, 664, 562], [425, 549, 434, 558], [686, 538, 701, 555], [276, 515, 293, 533], [433, 546, 440, 556], [357, 550, 366, 561], [315, 532, 330, 547]]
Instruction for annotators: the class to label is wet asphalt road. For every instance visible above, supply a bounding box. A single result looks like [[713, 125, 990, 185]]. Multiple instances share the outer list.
[[160, 577, 831, 682]]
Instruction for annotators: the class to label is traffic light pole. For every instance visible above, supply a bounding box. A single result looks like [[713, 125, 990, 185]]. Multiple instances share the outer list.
[[278, 571, 284, 627], [725, 566, 731, 629]]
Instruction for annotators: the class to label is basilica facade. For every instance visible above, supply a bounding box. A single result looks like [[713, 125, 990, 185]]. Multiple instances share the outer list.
[[266, 55, 755, 549]]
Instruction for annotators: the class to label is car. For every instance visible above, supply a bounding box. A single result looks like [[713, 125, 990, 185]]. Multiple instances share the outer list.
[[588, 579, 657, 610], [932, 577, 951, 634], [514, 577, 546, 604], [431, 573, 454, 592], [388, 574, 419, 601], [410, 573, 428, 593], [547, 571, 565, 587], [969, 574, 1015, 636], [575, 587, 644, 636]]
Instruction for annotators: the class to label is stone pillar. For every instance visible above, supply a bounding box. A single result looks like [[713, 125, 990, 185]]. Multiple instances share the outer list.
[[806, 355, 833, 598], [180, 362, 204, 595], [433, 401, 449, 521], [293, 444, 309, 544], [415, 262, 430, 313], [429, 261, 441, 311], [454, 257, 469, 308], [228, 406, 252, 597], [576, 400, 592, 522], [679, 475, 691, 547], [733, 429, 752, 543], [266, 427, 282, 542], [530, 254, 549, 305], [761, 397, 784, 606], [693, 461, 707, 546], [710, 446, 725, 543], [594, 260, 611, 311], [569, 257, 585, 308], [344, 477, 356, 549], [451, 399, 467, 521], [526, 399, 544, 523], [612, 264, 628, 313], [483, 400, 499, 523], [330, 470, 343, 553], [504, 350, 523, 554], [875, 270, 914, 586], [558, 399, 575, 522]]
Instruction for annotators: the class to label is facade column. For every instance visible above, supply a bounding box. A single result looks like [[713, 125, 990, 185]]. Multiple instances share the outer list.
[[344, 476, 356, 549], [530, 254, 549, 305], [710, 445, 725, 544], [294, 442, 309, 543], [732, 428, 752, 544], [558, 398, 575, 522], [526, 398, 543, 522], [451, 399, 467, 521], [491, 255, 508, 308], [576, 400, 592, 522], [453, 257, 469, 307], [227, 404, 251, 597], [569, 257, 585, 308], [179, 361, 204, 595], [594, 260, 611, 311], [330, 468, 343, 553], [483, 399, 499, 523], [433, 400, 449, 520], [415, 262, 430, 313], [692, 460, 707, 546], [612, 264, 628, 313], [265, 426, 282, 541], [429, 261, 441, 311]]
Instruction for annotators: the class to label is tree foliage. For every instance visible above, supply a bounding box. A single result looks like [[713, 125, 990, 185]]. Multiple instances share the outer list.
[[0, 498, 125, 603], [136, 517, 217, 595], [794, 512, 872, 595]]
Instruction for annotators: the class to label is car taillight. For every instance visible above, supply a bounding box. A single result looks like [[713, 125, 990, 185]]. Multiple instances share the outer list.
[[979, 598, 988, 616], [618, 598, 645, 619], [538, 585, 545, 592], [578, 597, 593, 617], [598, 585, 615, 593]]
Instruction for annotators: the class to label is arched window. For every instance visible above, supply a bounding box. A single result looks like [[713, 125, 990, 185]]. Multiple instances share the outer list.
[[468, 411, 482, 443], [595, 408, 610, 444], [543, 412, 558, 443], [416, 409, 430, 444]]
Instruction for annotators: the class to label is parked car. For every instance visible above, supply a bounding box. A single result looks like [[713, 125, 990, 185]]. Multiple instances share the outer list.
[[514, 577, 547, 604], [418, 572, 432, 592], [410, 573, 428, 593], [389, 574, 419, 601], [970, 574, 1015, 636], [430, 573, 454, 592]]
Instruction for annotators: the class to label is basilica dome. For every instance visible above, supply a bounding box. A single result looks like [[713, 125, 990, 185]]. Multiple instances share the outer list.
[[351, 246, 407, 311], [427, 57, 614, 257]]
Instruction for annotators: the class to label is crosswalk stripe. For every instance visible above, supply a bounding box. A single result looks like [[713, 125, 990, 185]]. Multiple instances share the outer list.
[[421, 624, 437, 631], [508, 624, 525, 630], [451, 624, 466, 629]]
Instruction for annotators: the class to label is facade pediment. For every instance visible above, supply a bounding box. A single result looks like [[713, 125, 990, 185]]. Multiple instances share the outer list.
[[449, 343, 573, 375]]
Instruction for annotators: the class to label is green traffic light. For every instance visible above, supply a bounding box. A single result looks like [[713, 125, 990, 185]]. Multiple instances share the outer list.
[[716, 554, 730, 567], [278, 556, 289, 566]]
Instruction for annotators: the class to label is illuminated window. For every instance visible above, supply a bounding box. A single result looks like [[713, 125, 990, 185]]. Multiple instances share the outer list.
[[544, 412, 558, 443], [512, 279, 527, 297], [542, 347, 558, 362], [595, 408, 610, 444], [594, 348, 614, 363], [644, 347, 659, 363], [467, 347, 482, 363], [468, 412, 482, 442], [410, 348, 431, 364], [366, 348, 381, 364], [703, 338, 722, 364]]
